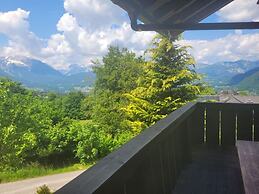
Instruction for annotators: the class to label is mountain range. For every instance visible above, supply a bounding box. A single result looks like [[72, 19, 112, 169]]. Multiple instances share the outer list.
[[1, 57, 259, 94], [196, 60, 259, 93], [0, 57, 95, 92]]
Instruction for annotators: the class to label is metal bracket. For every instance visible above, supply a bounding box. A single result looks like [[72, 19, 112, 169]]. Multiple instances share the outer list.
[[128, 13, 140, 31]]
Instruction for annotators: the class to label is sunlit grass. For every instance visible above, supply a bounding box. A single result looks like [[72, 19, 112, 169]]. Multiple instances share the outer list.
[[0, 163, 92, 184]]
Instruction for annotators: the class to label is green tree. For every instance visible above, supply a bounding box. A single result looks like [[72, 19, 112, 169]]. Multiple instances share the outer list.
[[63, 91, 86, 120], [0, 78, 52, 169], [123, 35, 212, 128], [87, 46, 144, 136], [94, 46, 144, 93]]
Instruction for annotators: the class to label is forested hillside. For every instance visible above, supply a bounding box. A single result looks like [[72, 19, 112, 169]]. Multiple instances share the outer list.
[[230, 67, 259, 85], [234, 71, 259, 94], [0, 35, 211, 182]]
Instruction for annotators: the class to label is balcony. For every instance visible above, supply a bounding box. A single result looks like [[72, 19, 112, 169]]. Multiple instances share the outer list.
[[56, 101, 259, 194]]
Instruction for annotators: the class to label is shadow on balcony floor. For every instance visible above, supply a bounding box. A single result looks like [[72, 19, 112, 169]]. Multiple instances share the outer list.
[[172, 146, 245, 194]]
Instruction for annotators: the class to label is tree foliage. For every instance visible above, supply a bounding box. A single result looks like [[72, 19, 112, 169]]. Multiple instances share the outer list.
[[123, 35, 211, 128], [0, 78, 88, 170], [86, 46, 145, 137], [0, 36, 213, 171]]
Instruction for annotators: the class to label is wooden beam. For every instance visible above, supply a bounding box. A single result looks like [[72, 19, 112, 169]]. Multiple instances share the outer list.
[[131, 22, 259, 31]]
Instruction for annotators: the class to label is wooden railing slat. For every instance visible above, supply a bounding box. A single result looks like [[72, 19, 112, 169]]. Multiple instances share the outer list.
[[206, 103, 220, 147], [221, 105, 236, 146], [237, 105, 253, 141], [187, 104, 204, 147], [123, 151, 157, 194], [254, 105, 259, 141]]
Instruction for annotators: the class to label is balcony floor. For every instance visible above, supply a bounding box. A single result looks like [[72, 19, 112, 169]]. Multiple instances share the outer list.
[[172, 145, 245, 194]]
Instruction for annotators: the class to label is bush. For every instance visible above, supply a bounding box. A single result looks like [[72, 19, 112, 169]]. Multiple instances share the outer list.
[[71, 120, 114, 163], [36, 185, 53, 194]]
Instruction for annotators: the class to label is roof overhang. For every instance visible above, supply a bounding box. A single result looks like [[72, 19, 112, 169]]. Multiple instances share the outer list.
[[112, 0, 259, 38]]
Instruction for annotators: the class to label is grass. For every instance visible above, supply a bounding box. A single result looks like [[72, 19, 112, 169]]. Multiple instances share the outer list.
[[0, 163, 92, 184]]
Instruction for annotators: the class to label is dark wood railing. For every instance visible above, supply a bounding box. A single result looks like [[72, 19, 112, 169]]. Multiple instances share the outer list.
[[201, 102, 259, 145], [56, 102, 259, 194]]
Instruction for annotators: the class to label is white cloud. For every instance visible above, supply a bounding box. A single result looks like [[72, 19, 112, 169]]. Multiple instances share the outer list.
[[180, 0, 259, 64], [218, 0, 259, 22], [41, 4, 155, 69], [63, 0, 128, 30], [57, 13, 78, 32], [0, 8, 29, 35], [0, 1, 155, 70], [0, 8, 45, 60], [179, 33, 259, 64]]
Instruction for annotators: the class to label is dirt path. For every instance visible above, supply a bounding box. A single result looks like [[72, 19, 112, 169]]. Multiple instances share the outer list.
[[0, 170, 84, 194]]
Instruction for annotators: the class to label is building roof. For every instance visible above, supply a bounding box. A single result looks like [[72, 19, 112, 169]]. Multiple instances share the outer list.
[[111, 0, 259, 38]]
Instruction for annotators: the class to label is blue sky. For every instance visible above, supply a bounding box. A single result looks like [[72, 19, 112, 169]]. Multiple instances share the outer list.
[[0, 0, 64, 38], [0, 1, 234, 41], [0, 0, 258, 69], [0, 3, 227, 46]]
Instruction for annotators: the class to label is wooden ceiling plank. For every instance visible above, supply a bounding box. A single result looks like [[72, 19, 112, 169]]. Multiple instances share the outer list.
[[182, 0, 220, 22], [147, 0, 171, 12], [158, 0, 197, 23], [162, 0, 217, 24], [165, 0, 233, 38], [183, 0, 233, 23]]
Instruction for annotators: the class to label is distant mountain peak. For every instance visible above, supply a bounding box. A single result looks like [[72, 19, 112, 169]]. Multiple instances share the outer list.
[[0, 56, 30, 68], [4, 56, 29, 67]]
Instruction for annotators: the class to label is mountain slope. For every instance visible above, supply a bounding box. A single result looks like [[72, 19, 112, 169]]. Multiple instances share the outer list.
[[236, 72, 259, 93], [0, 69, 8, 77], [230, 67, 259, 85], [231, 67, 259, 94]]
